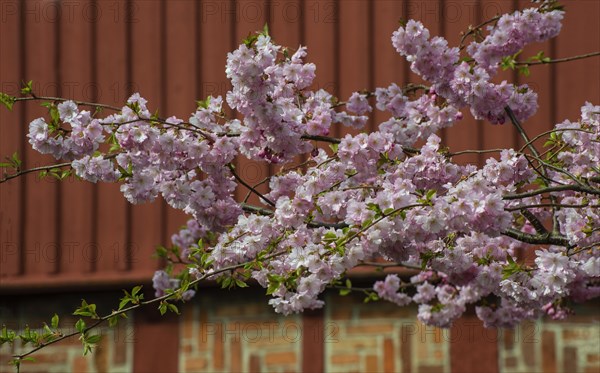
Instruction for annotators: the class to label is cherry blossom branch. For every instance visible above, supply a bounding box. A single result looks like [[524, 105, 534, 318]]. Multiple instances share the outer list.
[[505, 106, 540, 158], [568, 242, 600, 257], [11, 249, 288, 362], [502, 228, 572, 247], [503, 184, 600, 200], [0, 162, 71, 184], [459, 15, 502, 50], [357, 261, 422, 271], [515, 51, 600, 66], [228, 164, 275, 206], [505, 202, 595, 212], [14, 96, 121, 111], [447, 148, 504, 157], [517, 209, 549, 235], [518, 128, 595, 153]]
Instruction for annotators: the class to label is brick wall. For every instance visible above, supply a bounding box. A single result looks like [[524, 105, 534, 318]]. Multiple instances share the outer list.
[[179, 290, 302, 373], [1, 291, 598, 373], [0, 320, 133, 373], [325, 292, 449, 373], [0, 292, 134, 373], [498, 313, 600, 373]]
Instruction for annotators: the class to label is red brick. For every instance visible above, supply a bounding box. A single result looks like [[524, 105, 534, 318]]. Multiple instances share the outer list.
[[213, 323, 224, 370], [72, 356, 88, 373], [185, 357, 208, 372], [27, 350, 67, 363], [360, 305, 411, 319], [563, 346, 578, 373], [331, 354, 360, 364], [365, 355, 379, 373], [588, 354, 600, 363], [331, 305, 352, 320], [182, 307, 195, 341], [383, 338, 395, 373], [113, 324, 128, 365], [231, 339, 241, 372], [345, 324, 392, 335], [503, 328, 515, 351], [563, 328, 593, 341], [93, 335, 109, 373], [418, 365, 444, 373], [264, 351, 296, 365], [521, 322, 537, 368], [505, 356, 518, 368], [542, 330, 556, 373], [250, 354, 261, 373], [400, 332, 412, 373]]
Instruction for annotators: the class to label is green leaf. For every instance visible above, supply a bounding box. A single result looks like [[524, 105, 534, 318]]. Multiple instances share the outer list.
[[339, 288, 351, 296], [86, 334, 102, 344], [159, 302, 168, 315], [49, 105, 60, 124], [20, 80, 33, 95], [75, 319, 86, 333], [168, 304, 179, 314], [108, 315, 119, 328], [518, 65, 530, 77], [235, 278, 249, 288], [262, 23, 270, 36], [0, 92, 16, 111], [196, 96, 212, 109], [323, 231, 338, 242], [11, 152, 21, 169], [131, 285, 142, 297]]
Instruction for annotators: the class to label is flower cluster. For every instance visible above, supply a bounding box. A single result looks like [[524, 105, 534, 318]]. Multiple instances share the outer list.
[[391, 6, 562, 124], [14, 2, 599, 329]]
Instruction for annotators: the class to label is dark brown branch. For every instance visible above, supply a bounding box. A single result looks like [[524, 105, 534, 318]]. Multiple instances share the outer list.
[[515, 51, 600, 66], [502, 228, 572, 247], [0, 162, 71, 184]]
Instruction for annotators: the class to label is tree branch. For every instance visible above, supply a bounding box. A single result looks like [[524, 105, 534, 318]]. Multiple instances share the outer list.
[[515, 51, 600, 66]]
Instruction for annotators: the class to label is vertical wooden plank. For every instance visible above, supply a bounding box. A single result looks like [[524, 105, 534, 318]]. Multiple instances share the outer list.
[[233, 0, 272, 205], [555, 0, 600, 121], [442, 0, 483, 165], [372, 1, 406, 133], [199, 0, 234, 100], [450, 313, 499, 373], [58, 0, 95, 277], [23, 0, 60, 277], [269, 0, 304, 175], [337, 0, 370, 138], [163, 0, 199, 242], [0, 0, 23, 278], [516, 0, 555, 150], [269, 0, 301, 55], [128, 0, 164, 274], [405, 0, 443, 80], [479, 0, 519, 157], [94, 0, 129, 273], [302, 309, 324, 372], [133, 295, 179, 372], [303, 0, 338, 160]]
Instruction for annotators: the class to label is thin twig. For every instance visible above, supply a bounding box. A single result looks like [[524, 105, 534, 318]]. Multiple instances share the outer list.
[[228, 164, 275, 206], [515, 51, 600, 66], [14, 96, 121, 111], [0, 162, 71, 184], [13, 248, 288, 361]]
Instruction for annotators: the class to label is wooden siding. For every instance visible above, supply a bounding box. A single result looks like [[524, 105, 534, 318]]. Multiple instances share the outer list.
[[0, 0, 599, 290]]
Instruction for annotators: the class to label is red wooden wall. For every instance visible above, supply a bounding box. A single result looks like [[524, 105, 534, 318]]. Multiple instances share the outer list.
[[1, 0, 599, 291]]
